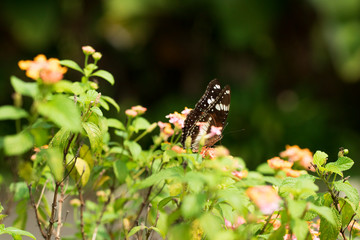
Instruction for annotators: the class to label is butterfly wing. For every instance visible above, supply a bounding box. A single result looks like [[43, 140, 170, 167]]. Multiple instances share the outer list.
[[181, 80, 231, 149]]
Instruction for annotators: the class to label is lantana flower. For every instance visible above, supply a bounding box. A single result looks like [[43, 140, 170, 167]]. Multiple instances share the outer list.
[[280, 145, 314, 171], [166, 111, 186, 129], [267, 157, 293, 170], [18, 54, 67, 84], [224, 216, 246, 230], [246, 186, 281, 215], [158, 121, 174, 140], [82, 46, 96, 55], [131, 105, 147, 114], [232, 170, 248, 180], [125, 109, 138, 117]]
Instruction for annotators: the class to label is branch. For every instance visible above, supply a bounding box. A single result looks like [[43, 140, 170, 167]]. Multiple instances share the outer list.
[[27, 184, 47, 238], [130, 186, 153, 229], [46, 182, 60, 240], [77, 184, 86, 240], [55, 181, 66, 240]]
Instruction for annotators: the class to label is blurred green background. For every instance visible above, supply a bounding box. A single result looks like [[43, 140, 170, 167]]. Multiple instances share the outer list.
[[1, 0, 360, 170]]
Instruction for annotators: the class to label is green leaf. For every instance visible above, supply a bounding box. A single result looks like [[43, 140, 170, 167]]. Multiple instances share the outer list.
[[319, 207, 341, 240], [313, 150, 328, 166], [92, 70, 115, 85], [53, 80, 74, 93], [133, 117, 151, 132], [124, 140, 142, 160], [128, 225, 147, 237], [49, 128, 71, 151], [268, 224, 286, 240], [149, 226, 165, 238], [43, 148, 64, 182], [135, 166, 184, 190], [291, 218, 309, 240], [91, 107, 103, 116], [10, 76, 38, 97], [181, 193, 206, 218], [73, 157, 91, 186], [324, 164, 343, 177], [0, 106, 28, 120], [60, 59, 84, 73], [107, 118, 125, 130], [288, 199, 307, 219], [340, 200, 355, 228], [113, 159, 128, 184], [334, 181, 359, 209], [4, 131, 33, 156], [158, 196, 175, 210], [38, 95, 81, 132], [308, 203, 336, 226], [82, 121, 103, 153], [102, 95, 120, 112], [0, 226, 36, 239], [70, 82, 86, 95]]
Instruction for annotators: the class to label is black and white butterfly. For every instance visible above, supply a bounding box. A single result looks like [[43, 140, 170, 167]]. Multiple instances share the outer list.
[[181, 79, 231, 150]]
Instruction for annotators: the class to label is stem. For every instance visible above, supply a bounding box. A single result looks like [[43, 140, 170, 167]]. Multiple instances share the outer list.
[[47, 182, 60, 240], [130, 186, 153, 229], [27, 184, 47, 238], [78, 185, 86, 240], [55, 181, 65, 240]]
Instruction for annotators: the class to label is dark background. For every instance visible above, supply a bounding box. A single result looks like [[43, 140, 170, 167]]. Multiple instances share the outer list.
[[1, 0, 360, 170]]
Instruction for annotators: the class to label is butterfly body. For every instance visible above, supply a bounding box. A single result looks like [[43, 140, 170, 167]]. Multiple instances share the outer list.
[[181, 79, 231, 150]]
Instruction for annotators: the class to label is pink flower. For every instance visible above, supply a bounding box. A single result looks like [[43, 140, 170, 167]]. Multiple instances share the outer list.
[[125, 109, 138, 117], [205, 126, 222, 139], [232, 170, 248, 180], [166, 111, 186, 129], [181, 107, 192, 116], [158, 121, 174, 139], [200, 147, 216, 159], [267, 157, 293, 170], [131, 105, 147, 114], [82, 46, 95, 55], [171, 145, 186, 153], [280, 145, 314, 171], [246, 186, 281, 215], [224, 216, 246, 229]]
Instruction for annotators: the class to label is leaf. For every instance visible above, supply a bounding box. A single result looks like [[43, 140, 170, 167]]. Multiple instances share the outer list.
[[334, 181, 359, 210], [268, 224, 286, 240], [92, 70, 115, 85], [60, 59, 84, 73], [158, 196, 175, 210], [49, 127, 71, 150], [288, 199, 307, 219], [324, 164, 343, 177], [102, 95, 120, 112], [128, 225, 147, 237], [113, 159, 128, 184], [149, 226, 165, 239], [4, 131, 33, 156], [0, 226, 36, 239], [43, 148, 64, 182], [181, 193, 206, 218], [107, 118, 125, 130], [82, 121, 103, 153], [133, 117, 151, 132], [0, 106, 28, 120], [10, 76, 38, 97], [73, 157, 91, 186], [135, 166, 184, 190], [53, 80, 74, 93], [308, 203, 336, 226], [291, 218, 309, 240], [124, 140, 142, 160], [38, 95, 81, 132], [319, 207, 341, 240], [91, 107, 103, 116], [313, 150, 328, 167]]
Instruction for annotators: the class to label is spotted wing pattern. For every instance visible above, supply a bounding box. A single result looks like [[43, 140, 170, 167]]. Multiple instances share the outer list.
[[181, 79, 231, 150]]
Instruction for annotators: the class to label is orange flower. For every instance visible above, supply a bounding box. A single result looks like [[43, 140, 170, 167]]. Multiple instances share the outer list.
[[214, 146, 230, 157], [280, 145, 314, 171], [246, 186, 281, 215], [267, 157, 293, 170], [18, 54, 67, 84], [125, 109, 138, 117], [200, 147, 216, 159], [131, 105, 147, 114], [232, 170, 248, 180], [283, 168, 304, 178], [171, 145, 186, 154], [158, 121, 174, 140]]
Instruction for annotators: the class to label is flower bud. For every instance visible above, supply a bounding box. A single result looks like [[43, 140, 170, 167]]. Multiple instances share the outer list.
[[82, 46, 95, 55], [93, 52, 102, 60]]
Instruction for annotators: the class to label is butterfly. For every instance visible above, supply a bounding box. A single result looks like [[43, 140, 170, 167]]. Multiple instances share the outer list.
[[181, 79, 231, 150]]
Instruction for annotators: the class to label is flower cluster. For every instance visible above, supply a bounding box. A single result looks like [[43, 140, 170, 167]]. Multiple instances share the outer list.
[[267, 145, 313, 178], [18, 54, 67, 84], [224, 216, 246, 230], [246, 186, 281, 215], [125, 105, 147, 117]]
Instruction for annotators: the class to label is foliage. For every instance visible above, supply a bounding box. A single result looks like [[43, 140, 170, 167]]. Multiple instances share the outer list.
[[0, 47, 359, 240]]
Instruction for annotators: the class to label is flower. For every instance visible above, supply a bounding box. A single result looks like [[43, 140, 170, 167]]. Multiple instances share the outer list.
[[82, 46, 95, 55], [280, 145, 314, 171], [282, 168, 305, 178], [131, 105, 147, 114], [200, 147, 216, 159], [181, 107, 192, 116], [166, 111, 186, 129], [18, 54, 67, 84], [171, 145, 186, 153], [246, 186, 281, 215], [93, 52, 102, 60], [267, 157, 293, 170], [232, 170, 248, 180], [214, 146, 230, 157], [224, 216, 246, 229], [125, 109, 138, 117], [158, 121, 174, 139]]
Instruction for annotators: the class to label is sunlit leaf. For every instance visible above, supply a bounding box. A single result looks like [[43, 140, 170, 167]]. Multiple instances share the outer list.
[[107, 118, 125, 130], [313, 150, 328, 167], [133, 117, 150, 132], [38, 95, 81, 132], [0, 106, 28, 120], [60, 59, 84, 73], [92, 70, 115, 85], [135, 166, 184, 190], [82, 121, 103, 153], [4, 131, 33, 156], [102, 95, 120, 112], [334, 181, 359, 210], [10, 76, 38, 98], [113, 159, 128, 184], [128, 225, 147, 238], [124, 140, 141, 160], [43, 148, 64, 182]]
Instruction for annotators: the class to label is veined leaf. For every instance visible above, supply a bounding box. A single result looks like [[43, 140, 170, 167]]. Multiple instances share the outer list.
[[308, 203, 336, 226], [124, 140, 141, 160], [107, 118, 125, 130], [43, 148, 64, 182], [113, 159, 128, 184], [133, 117, 151, 132], [0, 106, 28, 120], [135, 166, 184, 190], [4, 131, 33, 156], [128, 225, 147, 238], [92, 70, 115, 85], [10, 76, 38, 98], [102, 95, 120, 112], [334, 181, 359, 210], [82, 121, 103, 153], [0, 226, 36, 239], [60, 59, 84, 73], [38, 95, 81, 132], [313, 150, 328, 167]]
